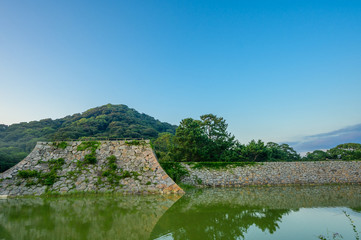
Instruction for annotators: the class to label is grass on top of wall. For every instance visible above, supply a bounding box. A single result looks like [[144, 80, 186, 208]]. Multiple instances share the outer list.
[[188, 162, 259, 169]]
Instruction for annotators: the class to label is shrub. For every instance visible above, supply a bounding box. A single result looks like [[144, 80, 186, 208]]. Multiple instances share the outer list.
[[17, 170, 40, 178], [18, 158, 65, 186], [106, 155, 117, 169], [107, 155, 116, 163], [48, 158, 65, 170], [84, 153, 97, 164], [98, 155, 141, 185], [122, 170, 131, 178], [40, 171, 57, 185], [25, 180, 37, 187], [77, 141, 100, 164], [54, 141, 68, 149], [190, 162, 257, 169], [159, 162, 189, 183], [77, 141, 100, 151]]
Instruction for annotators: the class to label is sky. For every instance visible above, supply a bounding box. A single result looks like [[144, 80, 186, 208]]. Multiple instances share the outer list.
[[0, 0, 361, 148]]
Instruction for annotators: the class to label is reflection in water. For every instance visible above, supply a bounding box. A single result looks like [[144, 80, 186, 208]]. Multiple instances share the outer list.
[[0, 185, 360, 240], [151, 185, 361, 240], [151, 202, 290, 239], [0, 194, 182, 240]]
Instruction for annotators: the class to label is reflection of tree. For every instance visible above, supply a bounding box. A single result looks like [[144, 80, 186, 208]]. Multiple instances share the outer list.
[[151, 185, 361, 240], [0, 224, 13, 240], [151, 196, 293, 240], [351, 207, 361, 213]]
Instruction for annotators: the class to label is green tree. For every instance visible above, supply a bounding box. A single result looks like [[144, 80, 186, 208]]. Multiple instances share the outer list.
[[172, 114, 238, 162], [173, 118, 209, 162], [241, 140, 269, 162], [303, 150, 330, 161], [327, 143, 361, 160], [275, 143, 300, 161], [199, 114, 237, 161], [153, 132, 175, 161], [266, 142, 285, 161]]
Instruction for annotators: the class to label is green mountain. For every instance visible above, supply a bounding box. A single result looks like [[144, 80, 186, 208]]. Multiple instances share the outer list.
[[0, 104, 177, 172]]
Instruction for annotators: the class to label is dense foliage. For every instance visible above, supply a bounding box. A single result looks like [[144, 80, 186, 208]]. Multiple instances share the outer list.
[[304, 143, 361, 161], [153, 114, 361, 163], [159, 162, 189, 183], [153, 114, 301, 163], [0, 104, 176, 172], [171, 114, 238, 162]]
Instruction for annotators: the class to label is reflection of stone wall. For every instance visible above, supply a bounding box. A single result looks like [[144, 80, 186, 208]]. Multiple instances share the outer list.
[[180, 185, 361, 209], [0, 194, 181, 240], [0, 141, 182, 196], [181, 161, 361, 187]]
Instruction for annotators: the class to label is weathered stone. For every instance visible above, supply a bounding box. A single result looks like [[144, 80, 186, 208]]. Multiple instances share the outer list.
[[0, 141, 183, 196], [181, 162, 361, 187]]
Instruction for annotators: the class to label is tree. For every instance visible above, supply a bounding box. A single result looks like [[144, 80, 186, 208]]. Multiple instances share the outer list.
[[241, 140, 269, 162], [200, 114, 233, 142], [172, 114, 238, 162], [266, 142, 285, 161], [327, 143, 361, 160], [199, 114, 237, 161], [278, 143, 300, 161], [303, 150, 330, 161], [153, 132, 175, 162], [173, 118, 209, 162]]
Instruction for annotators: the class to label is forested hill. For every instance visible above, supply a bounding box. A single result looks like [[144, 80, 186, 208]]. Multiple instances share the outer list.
[[0, 104, 177, 172]]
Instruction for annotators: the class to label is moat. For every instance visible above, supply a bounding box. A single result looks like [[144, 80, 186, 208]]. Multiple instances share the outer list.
[[0, 185, 360, 240]]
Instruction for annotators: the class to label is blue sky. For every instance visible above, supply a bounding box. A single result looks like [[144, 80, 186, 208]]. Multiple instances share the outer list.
[[1, 0, 360, 147]]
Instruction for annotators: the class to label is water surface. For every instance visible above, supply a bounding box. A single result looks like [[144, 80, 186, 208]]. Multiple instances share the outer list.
[[0, 185, 360, 240]]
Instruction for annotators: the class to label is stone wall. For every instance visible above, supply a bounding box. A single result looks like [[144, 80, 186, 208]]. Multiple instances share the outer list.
[[0, 140, 183, 196], [181, 161, 361, 187]]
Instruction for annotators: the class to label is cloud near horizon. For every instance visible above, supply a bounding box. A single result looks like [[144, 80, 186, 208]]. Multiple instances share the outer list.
[[286, 124, 361, 153]]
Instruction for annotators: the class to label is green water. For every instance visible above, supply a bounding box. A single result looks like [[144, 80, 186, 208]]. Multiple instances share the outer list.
[[0, 185, 360, 240]]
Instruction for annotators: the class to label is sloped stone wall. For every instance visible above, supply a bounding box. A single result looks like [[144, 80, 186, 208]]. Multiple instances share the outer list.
[[0, 140, 183, 196], [181, 161, 361, 187]]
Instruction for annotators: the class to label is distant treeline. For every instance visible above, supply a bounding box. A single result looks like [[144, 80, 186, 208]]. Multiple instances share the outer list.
[[303, 143, 361, 161], [0, 104, 176, 172], [152, 114, 361, 163]]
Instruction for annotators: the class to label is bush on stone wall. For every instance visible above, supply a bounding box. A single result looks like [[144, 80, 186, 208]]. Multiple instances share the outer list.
[[160, 162, 189, 183]]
